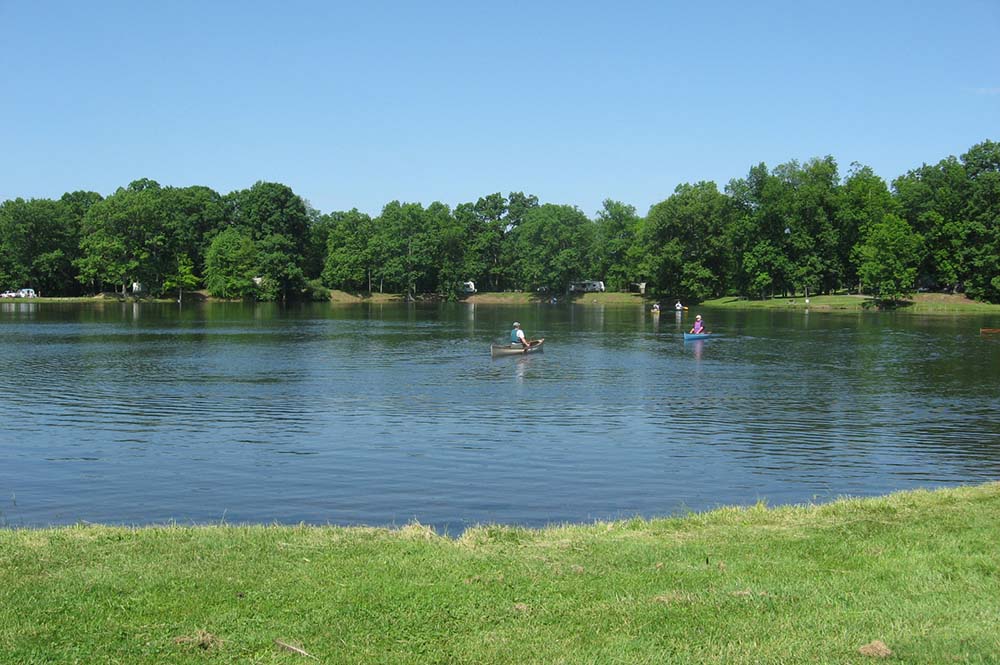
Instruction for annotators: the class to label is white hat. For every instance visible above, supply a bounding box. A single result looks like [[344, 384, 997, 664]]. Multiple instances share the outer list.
[[513, 321, 520, 327], [695, 315, 701, 319]]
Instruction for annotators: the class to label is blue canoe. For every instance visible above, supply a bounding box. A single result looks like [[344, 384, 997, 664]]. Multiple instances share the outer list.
[[683, 332, 717, 341]]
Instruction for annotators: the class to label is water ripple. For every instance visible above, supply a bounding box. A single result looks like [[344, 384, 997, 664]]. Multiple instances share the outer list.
[[1, 303, 998, 529]]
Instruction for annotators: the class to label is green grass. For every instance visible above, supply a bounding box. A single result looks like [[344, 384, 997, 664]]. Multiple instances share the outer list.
[[703, 292, 1000, 314], [468, 291, 647, 305], [900, 294, 1000, 313], [12, 291, 1000, 314], [702, 294, 871, 310], [3, 484, 999, 663]]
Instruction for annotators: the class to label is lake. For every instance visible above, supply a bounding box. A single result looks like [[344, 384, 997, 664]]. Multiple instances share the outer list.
[[1, 300, 998, 532]]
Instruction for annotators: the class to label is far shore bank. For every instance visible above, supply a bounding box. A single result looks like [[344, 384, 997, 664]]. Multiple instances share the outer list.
[[2, 482, 997, 663], [6, 290, 999, 315]]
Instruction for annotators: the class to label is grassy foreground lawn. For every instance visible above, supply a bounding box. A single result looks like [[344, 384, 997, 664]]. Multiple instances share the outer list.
[[2, 484, 998, 663]]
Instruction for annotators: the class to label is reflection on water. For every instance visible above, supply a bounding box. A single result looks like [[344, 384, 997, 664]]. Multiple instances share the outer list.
[[1, 301, 998, 531], [687, 338, 705, 361]]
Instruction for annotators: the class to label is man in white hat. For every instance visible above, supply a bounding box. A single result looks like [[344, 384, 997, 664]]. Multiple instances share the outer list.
[[689, 314, 706, 334]]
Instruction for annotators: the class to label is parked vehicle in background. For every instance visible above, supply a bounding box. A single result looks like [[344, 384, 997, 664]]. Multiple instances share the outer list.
[[461, 281, 477, 294], [1, 290, 17, 298], [569, 280, 605, 293], [16, 288, 37, 298]]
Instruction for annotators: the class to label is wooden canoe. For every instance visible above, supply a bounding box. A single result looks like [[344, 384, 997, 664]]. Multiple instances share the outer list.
[[491, 338, 544, 357], [683, 332, 716, 341], [981, 328, 1000, 335]]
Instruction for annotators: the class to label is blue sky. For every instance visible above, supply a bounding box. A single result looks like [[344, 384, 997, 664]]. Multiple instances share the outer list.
[[2, 0, 997, 218]]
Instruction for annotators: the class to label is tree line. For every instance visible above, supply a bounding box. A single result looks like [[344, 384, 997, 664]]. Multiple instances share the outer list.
[[1, 140, 997, 304]]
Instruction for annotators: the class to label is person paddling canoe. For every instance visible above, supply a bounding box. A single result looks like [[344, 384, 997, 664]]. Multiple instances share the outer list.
[[689, 314, 709, 335], [511, 321, 531, 352]]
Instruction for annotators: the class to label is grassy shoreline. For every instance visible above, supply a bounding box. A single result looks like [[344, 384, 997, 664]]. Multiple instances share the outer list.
[[701, 292, 1000, 314], [2, 483, 998, 663], [7, 290, 1000, 315]]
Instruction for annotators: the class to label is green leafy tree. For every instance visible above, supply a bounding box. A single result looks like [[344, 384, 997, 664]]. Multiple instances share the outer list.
[[855, 215, 922, 304], [505, 192, 539, 229], [465, 192, 539, 291], [721, 176, 759, 297], [593, 199, 639, 291], [303, 203, 333, 280], [204, 227, 258, 299], [742, 240, 788, 300], [453, 202, 485, 288], [75, 181, 170, 294], [0, 194, 97, 295], [256, 234, 304, 301], [161, 185, 226, 279], [509, 204, 594, 292], [726, 158, 844, 298], [726, 163, 794, 297], [471, 193, 509, 291], [893, 156, 968, 290], [422, 201, 468, 299], [635, 182, 733, 301], [371, 201, 438, 298], [322, 209, 375, 292], [836, 164, 898, 292], [499, 192, 539, 290], [53, 191, 102, 295], [227, 181, 309, 247], [784, 157, 841, 296], [225, 181, 309, 300], [0, 198, 38, 290], [959, 140, 1000, 302], [162, 255, 200, 303], [30, 197, 79, 296]]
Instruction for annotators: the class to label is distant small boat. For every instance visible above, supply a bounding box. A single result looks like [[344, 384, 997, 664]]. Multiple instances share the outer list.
[[981, 328, 1000, 335], [683, 332, 717, 341], [491, 338, 545, 357]]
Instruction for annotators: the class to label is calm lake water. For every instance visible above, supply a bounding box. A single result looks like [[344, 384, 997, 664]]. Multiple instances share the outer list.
[[1, 300, 998, 532]]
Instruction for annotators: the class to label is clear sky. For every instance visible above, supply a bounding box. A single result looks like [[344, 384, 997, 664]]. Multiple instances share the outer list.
[[2, 0, 997, 218]]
